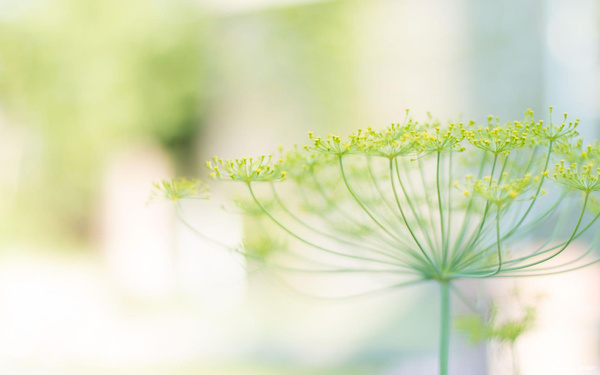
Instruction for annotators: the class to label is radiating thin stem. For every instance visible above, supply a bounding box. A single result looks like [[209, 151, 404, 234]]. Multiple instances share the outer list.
[[389, 158, 439, 273], [503, 192, 590, 271], [248, 182, 410, 268], [338, 156, 411, 247], [436, 151, 446, 268]]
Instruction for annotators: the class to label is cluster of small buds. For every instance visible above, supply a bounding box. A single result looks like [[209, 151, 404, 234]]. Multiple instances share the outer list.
[[150, 178, 209, 202], [553, 139, 586, 164], [582, 142, 600, 161], [240, 235, 286, 258], [463, 174, 540, 206], [416, 121, 466, 154], [307, 129, 366, 156], [207, 155, 287, 183], [280, 146, 333, 180], [531, 107, 579, 141], [358, 123, 420, 158], [552, 160, 600, 192], [463, 118, 530, 155]]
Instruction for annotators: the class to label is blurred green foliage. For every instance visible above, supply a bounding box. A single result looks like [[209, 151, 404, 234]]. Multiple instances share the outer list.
[[0, 0, 210, 244], [455, 303, 536, 345], [218, 0, 362, 133], [0, 0, 360, 247]]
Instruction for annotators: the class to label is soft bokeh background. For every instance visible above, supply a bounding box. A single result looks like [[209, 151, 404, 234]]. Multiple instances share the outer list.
[[0, 0, 599, 374]]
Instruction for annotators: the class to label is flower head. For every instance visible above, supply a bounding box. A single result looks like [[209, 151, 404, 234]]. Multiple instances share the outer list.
[[280, 146, 333, 181], [466, 174, 539, 206], [415, 119, 465, 154], [150, 178, 209, 202], [551, 160, 600, 193], [463, 117, 530, 155], [240, 235, 286, 259], [308, 129, 365, 156], [358, 122, 420, 158], [207, 155, 287, 182], [531, 108, 579, 142]]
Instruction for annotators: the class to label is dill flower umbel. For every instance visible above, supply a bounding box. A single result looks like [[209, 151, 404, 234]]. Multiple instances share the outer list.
[[151, 178, 209, 201], [156, 109, 600, 375]]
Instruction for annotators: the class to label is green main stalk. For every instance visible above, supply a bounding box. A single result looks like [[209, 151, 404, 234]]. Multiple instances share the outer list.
[[439, 280, 451, 375]]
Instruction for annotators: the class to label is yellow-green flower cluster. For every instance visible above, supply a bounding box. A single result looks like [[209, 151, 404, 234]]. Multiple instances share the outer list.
[[465, 174, 539, 206], [151, 178, 209, 201], [241, 235, 286, 258], [207, 155, 287, 182], [463, 118, 530, 155], [308, 129, 365, 156], [531, 109, 579, 141], [280, 146, 332, 180], [553, 139, 586, 164], [359, 122, 420, 158], [416, 121, 465, 154], [551, 160, 600, 192]]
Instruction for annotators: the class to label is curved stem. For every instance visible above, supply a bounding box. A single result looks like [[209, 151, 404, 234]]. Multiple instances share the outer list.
[[436, 151, 446, 267], [176, 203, 234, 250], [394, 158, 438, 254], [502, 141, 554, 238], [366, 157, 401, 216], [268, 271, 426, 301], [297, 181, 414, 252], [418, 156, 442, 250], [248, 182, 407, 268], [504, 192, 589, 271], [270, 184, 412, 264], [449, 283, 480, 313], [496, 255, 600, 277], [453, 150, 489, 251], [450, 154, 499, 269], [389, 158, 439, 272], [447, 205, 503, 278], [338, 156, 409, 246], [445, 151, 453, 266]]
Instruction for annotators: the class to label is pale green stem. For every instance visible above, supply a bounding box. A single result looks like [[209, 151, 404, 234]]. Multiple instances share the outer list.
[[389, 158, 439, 273], [176, 203, 233, 250], [436, 151, 446, 268], [501, 140, 554, 239], [449, 283, 480, 313], [448, 204, 503, 278], [497, 255, 600, 277], [268, 271, 426, 302], [523, 229, 600, 272], [445, 151, 453, 267], [504, 192, 589, 271], [366, 157, 402, 216], [338, 156, 412, 247], [453, 151, 489, 251], [439, 280, 451, 375], [297, 181, 414, 252], [511, 342, 520, 375], [309, 170, 397, 240], [450, 154, 499, 269], [269, 184, 413, 265], [248, 182, 409, 268], [394, 158, 438, 253], [475, 192, 567, 260], [174, 205, 422, 278], [418, 156, 442, 250]]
